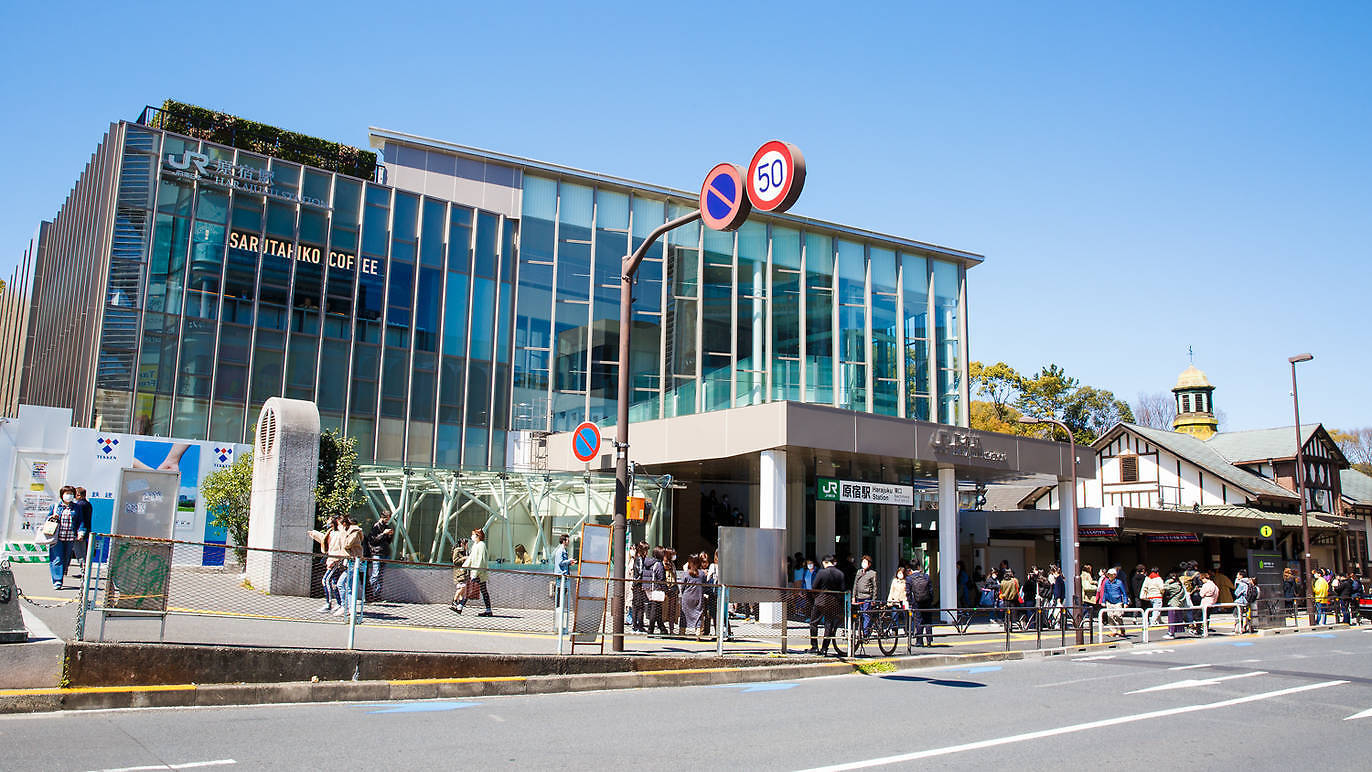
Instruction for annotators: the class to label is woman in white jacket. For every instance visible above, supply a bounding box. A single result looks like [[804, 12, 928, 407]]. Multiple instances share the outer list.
[[456, 527, 494, 616]]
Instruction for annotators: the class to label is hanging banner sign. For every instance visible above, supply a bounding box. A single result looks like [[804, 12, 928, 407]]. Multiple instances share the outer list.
[[817, 477, 914, 506], [1147, 532, 1200, 544], [1078, 527, 1118, 539]]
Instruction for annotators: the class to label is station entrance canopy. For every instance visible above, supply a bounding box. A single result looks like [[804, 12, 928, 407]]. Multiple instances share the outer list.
[[545, 401, 1093, 483]]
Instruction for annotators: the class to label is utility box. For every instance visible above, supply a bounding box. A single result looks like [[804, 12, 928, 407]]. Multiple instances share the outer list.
[[0, 561, 28, 643]]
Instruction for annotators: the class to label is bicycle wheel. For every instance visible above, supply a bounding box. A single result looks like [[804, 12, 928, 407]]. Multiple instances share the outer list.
[[832, 622, 850, 657], [877, 611, 899, 656]]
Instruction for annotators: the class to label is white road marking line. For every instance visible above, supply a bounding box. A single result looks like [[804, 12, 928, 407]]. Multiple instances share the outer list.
[[489, 714, 506, 722], [1125, 671, 1267, 694], [1345, 708, 1372, 721], [794, 680, 1348, 771], [1168, 663, 1212, 670], [1129, 649, 1174, 655], [1237, 659, 1262, 663], [1034, 672, 1139, 688], [92, 761, 236, 772], [1072, 655, 1115, 661]]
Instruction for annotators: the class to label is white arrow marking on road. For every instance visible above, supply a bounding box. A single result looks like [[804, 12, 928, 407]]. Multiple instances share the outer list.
[[1125, 671, 1267, 694], [1073, 655, 1116, 661], [1344, 708, 1372, 721], [796, 681, 1348, 771], [92, 762, 237, 772], [1168, 663, 1212, 671]]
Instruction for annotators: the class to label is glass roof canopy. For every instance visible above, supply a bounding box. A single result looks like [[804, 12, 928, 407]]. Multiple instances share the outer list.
[[356, 464, 672, 564]]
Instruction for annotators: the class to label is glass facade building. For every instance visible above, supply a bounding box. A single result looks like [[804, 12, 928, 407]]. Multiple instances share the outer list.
[[11, 116, 979, 471]]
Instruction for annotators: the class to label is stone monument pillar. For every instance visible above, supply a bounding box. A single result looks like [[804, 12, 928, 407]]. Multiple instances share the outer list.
[[246, 398, 320, 596]]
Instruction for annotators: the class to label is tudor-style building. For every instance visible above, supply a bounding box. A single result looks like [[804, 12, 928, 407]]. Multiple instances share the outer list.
[[1020, 365, 1367, 576]]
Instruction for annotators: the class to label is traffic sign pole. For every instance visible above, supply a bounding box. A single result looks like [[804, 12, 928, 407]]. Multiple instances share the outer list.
[[612, 208, 702, 652]]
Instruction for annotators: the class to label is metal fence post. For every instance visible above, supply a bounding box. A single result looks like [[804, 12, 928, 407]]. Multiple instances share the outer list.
[[845, 592, 853, 657], [346, 558, 360, 650], [716, 585, 727, 657], [75, 534, 97, 641], [556, 576, 566, 656]]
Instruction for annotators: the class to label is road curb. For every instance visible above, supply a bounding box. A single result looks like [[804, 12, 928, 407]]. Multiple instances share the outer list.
[[0, 638, 1131, 714]]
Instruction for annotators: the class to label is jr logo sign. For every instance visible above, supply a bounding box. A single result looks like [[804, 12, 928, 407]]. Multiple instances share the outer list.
[[165, 150, 211, 175], [817, 478, 840, 501]]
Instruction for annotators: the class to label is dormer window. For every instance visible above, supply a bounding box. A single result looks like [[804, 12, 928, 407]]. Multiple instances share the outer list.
[[1181, 394, 1191, 413]]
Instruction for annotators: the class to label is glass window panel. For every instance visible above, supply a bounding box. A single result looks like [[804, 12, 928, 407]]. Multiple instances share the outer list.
[[258, 249, 292, 332], [470, 277, 496, 361], [231, 195, 263, 233], [805, 232, 834, 405], [407, 420, 434, 467], [317, 340, 350, 411], [250, 330, 284, 402], [901, 251, 930, 417], [554, 300, 588, 392], [185, 221, 224, 320], [302, 170, 331, 204], [148, 214, 188, 315], [411, 367, 436, 421], [442, 273, 470, 357], [334, 178, 362, 228], [285, 335, 318, 401], [157, 180, 194, 217], [436, 423, 462, 467], [392, 192, 419, 245], [269, 161, 300, 192], [195, 189, 229, 224], [171, 397, 209, 439], [380, 347, 409, 418], [292, 260, 323, 335], [209, 402, 245, 443], [474, 212, 499, 278], [439, 355, 466, 423], [266, 201, 295, 240], [177, 317, 215, 398], [447, 206, 473, 273], [837, 239, 866, 305], [420, 199, 446, 268], [299, 209, 326, 247], [415, 267, 442, 353]]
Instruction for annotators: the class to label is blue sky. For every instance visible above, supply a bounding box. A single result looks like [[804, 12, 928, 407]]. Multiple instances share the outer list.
[[2, 1, 1367, 432]]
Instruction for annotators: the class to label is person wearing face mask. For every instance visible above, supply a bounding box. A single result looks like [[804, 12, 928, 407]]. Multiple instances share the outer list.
[[456, 527, 493, 616], [852, 554, 878, 637], [45, 485, 86, 590], [69, 487, 94, 580]]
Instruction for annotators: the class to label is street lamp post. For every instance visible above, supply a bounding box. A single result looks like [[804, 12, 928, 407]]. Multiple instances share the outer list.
[[1289, 352, 1314, 625], [610, 210, 701, 652], [1019, 415, 1083, 644]]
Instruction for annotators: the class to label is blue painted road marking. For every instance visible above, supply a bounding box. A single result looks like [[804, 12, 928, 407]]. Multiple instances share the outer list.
[[1230, 642, 1255, 647], [364, 701, 480, 714], [1303, 633, 1336, 638], [712, 682, 797, 693], [943, 666, 1002, 674]]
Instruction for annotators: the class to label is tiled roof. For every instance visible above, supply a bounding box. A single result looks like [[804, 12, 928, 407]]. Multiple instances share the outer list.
[[1116, 423, 1298, 502], [1204, 425, 1320, 464], [1340, 468, 1372, 505], [983, 484, 1048, 511]]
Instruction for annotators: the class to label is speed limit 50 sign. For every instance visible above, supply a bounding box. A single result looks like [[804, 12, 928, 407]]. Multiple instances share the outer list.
[[746, 140, 806, 213]]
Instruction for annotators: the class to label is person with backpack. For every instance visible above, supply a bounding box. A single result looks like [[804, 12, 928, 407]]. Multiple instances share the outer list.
[[1312, 569, 1330, 626], [998, 569, 1021, 628], [1336, 570, 1357, 625], [905, 562, 936, 647], [1232, 569, 1256, 633]]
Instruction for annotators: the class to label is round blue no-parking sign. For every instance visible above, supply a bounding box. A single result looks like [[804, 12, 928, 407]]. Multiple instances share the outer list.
[[571, 421, 601, 463], [699, 163, 751, 231]]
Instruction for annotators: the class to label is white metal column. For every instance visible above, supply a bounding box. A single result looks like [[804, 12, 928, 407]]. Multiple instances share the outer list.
[[938, 466, 958, 619], [759, 449, 786, 625], [1058, 478, 1078, 603]]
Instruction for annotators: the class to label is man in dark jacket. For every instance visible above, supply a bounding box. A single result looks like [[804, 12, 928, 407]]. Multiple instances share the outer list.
[[808, 555, 846, 656], [365, 511, 395, 593], [905, 563, 936, 647]]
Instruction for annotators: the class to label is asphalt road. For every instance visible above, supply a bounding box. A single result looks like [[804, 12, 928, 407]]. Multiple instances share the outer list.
[[3, 628, 1370, 771]]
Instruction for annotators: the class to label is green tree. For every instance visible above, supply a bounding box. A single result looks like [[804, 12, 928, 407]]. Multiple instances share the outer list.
[[1015, 364, 1080, 423], [1063, 385, 1135, 445], [316, 428, 364, 526], [203, 451, 254, 565], [969, 361, 1024, 423]]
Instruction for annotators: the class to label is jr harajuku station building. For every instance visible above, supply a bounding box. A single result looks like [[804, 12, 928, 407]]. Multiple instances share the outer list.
[[0, 102, 1089, 602]]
